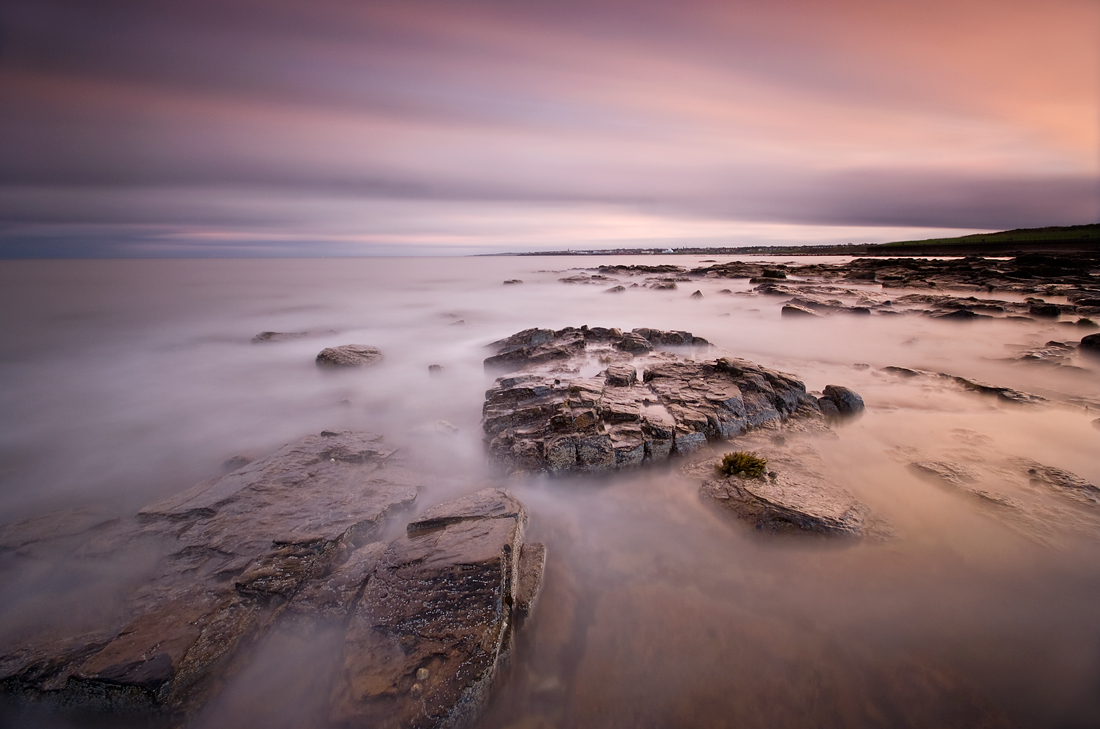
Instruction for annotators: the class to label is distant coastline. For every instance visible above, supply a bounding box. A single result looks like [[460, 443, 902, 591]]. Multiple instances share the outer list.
[[486, 222, 1100, 257]]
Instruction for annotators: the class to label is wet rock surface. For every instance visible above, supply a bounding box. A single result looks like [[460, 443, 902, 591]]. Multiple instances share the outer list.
[[316, 344, 384, 367], [657, 253, 1100, 321], [881, 367, 1050, 406], [1081, 333, 1100, 357], [689, 434, 889, 538], [0, 434, 544, 729], [252, 329, 338, 343], [331, 488, 542, 729], [898, 438, 1100, 544], [482, 326, 859, 476]]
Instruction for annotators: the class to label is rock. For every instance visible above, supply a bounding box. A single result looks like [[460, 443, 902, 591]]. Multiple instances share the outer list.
[[690, 290, 703, 299], [1028, 302, 1062, 318], [881, 366, 924, 378], [484, 328, 584, 372], [1092, 418, 1100, 430], [481, 327, 837, 476], [330, 489, 544, 729], [694, 438, 885, 538], [503, 279, 523, 285], [700, 473, 871, 537], [909, 461, 981, 489], [428, 364, 444, 375], [252, 330, 336, 344], [596, 264, 686, 275], [781, 304, 820, 317], [1014, 459, 1099, 502], [761, 269, 787, 279], [935, 309, 987, 321], [947, 375, 1046, 405], [905, 455, 1100, 543], [1080, 333, 1100, 357], [819, 385, 865, 418], [515, 542, 547, 619], [615, 332, 653, 353], [0, 438, 544, 729], [605, 363, 637, 387], [1012, 341, 1077, 367], [252, 331, 310, 343], [316, 345, 383, 368], [0, 507, 118, 552], [605, 285, 626, 294], [651, 282, 677, 290], [221, 455, 252, 472], [0, 432, 417, 718]]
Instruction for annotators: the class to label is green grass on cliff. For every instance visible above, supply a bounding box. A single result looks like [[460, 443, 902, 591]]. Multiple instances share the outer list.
[[883, 223, 1100, 248]]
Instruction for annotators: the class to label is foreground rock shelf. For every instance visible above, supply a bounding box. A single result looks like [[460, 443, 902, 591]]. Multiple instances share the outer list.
[[0, 432, 543, 729], [482, 326, 863, 476]]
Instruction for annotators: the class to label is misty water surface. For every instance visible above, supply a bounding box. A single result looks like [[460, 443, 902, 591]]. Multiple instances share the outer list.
[[1, 257, 1099, 728]]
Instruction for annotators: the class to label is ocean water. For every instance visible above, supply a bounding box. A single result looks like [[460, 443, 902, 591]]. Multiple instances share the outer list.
[[1, 256, 1099, 728]]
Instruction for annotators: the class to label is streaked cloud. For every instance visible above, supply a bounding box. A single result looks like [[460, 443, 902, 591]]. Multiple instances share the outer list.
[[0, 0, 1096, 255]]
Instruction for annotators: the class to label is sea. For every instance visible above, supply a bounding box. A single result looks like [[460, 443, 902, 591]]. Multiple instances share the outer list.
[[1, 256, 1099, 728]]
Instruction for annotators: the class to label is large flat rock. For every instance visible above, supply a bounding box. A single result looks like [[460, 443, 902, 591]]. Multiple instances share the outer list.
[[330, 488, 541, 728], [1, 431, 416, 716], [1, 435, 544, 728]]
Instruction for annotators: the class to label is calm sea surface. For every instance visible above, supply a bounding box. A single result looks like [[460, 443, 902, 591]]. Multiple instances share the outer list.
[[2, 256, 1099, 728]]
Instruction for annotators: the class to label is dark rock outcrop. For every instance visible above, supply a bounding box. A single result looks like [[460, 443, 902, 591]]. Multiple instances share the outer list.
[[316, 345, 384, 367], [481, 327, 854, 476], [483, 326, 708, 374], [818, 385, 865, 418], [330, 488, 543, 728], [781, 304, 821, 317], [1080, 333, 1100, 357]]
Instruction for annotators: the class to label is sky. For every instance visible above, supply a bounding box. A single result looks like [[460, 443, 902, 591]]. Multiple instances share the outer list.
[[0, 0, 1097, 257]]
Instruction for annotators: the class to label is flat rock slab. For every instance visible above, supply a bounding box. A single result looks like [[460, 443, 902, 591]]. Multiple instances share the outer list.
[[482, 326, 856, 477], [317, 345, 384, 367], [1, 431, 416, 716], [1, 435, 543, 729], [689, 435, 888, 539], [331, 488, 542, 728], [902, 447, 1100, 544]]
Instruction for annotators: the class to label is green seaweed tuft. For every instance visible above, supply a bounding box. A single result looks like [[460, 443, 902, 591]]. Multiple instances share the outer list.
[[716, 451, 768, 479]]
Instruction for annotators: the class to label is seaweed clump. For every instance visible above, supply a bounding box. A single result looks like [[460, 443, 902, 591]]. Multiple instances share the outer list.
[[717, 451, 768, 479]]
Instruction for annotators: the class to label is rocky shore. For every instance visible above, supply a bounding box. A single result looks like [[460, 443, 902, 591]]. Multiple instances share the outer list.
[[3, 249, 1100, 728], [557, 252, 1100, 325], [0, 432, 544, 728]]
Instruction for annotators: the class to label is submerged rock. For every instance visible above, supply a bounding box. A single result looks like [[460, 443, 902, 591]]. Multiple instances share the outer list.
[[316, 345, 384, 367], [0, 434, 544, 729], [252, 331, 310, 343], [1014, 459, 1099, 503], [481, 327, 857, 476], [905, 453, 1100, 543], [252, 329, 337, 344]]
